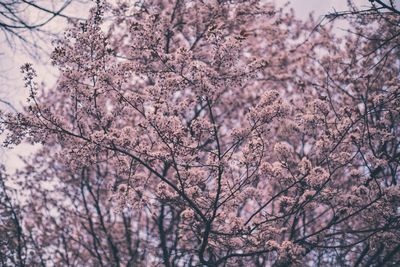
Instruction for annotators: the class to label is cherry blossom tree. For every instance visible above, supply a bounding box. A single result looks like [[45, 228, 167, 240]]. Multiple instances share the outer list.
[[1, 0, 399, 266]]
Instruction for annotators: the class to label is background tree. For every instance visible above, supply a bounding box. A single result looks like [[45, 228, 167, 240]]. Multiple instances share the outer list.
[[0, 0, 87, 52], [1, 0, 399, 266], [0, 0, 90, 113], [0, 164, 41, 266]]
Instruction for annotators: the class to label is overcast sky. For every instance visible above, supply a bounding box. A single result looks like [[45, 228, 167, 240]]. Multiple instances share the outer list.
[[287, 0, 370, 18]]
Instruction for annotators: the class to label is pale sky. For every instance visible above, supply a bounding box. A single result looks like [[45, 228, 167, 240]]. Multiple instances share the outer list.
[[287, 0, 370, 19]]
